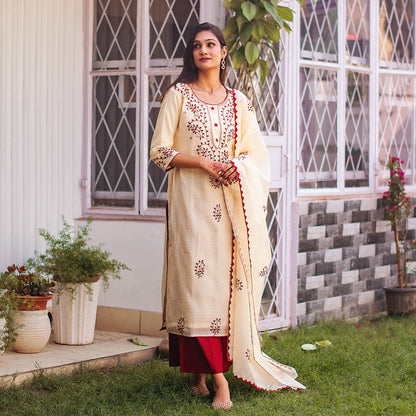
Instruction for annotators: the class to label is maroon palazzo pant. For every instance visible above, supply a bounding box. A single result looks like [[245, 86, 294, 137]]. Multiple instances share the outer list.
[[169, 334, 232, 374]]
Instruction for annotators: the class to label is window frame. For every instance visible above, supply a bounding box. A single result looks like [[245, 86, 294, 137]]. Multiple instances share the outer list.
[[296, 0, 416, 198]]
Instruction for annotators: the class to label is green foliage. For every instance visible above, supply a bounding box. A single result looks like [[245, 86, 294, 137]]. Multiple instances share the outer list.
[[37, 218, 130, 291], [0, 264, 53, 297], [1, 317, 416, 415], [223, 0, 304, 97]]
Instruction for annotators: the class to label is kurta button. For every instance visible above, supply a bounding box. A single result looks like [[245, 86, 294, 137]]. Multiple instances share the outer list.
[[211, 107, 215, 110], [214, 123, 218, 127]]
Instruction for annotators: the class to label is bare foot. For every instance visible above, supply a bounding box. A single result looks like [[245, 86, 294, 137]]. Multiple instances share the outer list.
[[191, 373, 210, 396], [212, 373, 232, 409]]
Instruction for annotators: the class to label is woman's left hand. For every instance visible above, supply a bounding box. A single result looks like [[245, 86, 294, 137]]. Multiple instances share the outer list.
[[218, 162, 238, 186]]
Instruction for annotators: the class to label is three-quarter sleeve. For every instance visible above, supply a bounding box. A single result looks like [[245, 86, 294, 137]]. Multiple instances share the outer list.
[[150, 87, 182, 172]]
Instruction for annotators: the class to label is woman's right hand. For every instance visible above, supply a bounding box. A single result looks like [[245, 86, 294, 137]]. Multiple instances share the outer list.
[[200, 158, 238, 186]]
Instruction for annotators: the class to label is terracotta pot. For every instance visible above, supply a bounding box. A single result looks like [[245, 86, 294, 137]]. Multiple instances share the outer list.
[[17, 295, 53, 311], [384, 287, 416, 315]]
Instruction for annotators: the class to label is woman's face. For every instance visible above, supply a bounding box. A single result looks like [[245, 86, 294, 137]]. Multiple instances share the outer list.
[[192, 30, 227, 73]]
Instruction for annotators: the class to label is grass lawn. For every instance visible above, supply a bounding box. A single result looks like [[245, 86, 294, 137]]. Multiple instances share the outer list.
[[1, 316, 416, 415]]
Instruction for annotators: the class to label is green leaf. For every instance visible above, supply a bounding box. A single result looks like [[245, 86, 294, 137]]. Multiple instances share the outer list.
[[252, 21, 265, 41], [241, 1, 257, 21], [223, 0, 244, 9], [275, 5, 294, 22], [283, 21, 292, 34], [259, 58, 268, 84], [244, 41, 259, 64], [223, 16, 238, 40], [232, 47, 246, 69], [240, 21, 254, 44], [262, 21, 280, 43], [237, 14, 248, 31], [262, 0, 283, 26]]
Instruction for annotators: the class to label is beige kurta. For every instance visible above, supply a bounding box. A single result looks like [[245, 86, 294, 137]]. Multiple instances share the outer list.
[[150, 83, 305, 391]]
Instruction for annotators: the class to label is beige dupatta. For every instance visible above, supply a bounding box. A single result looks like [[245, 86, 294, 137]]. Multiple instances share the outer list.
[[223, 90, 305, 391]]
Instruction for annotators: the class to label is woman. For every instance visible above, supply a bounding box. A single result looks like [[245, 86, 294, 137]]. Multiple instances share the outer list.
[[150, 22, 305, 410]]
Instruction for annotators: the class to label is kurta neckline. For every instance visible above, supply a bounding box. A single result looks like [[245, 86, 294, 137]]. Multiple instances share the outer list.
[[185, 83, 231, 106]]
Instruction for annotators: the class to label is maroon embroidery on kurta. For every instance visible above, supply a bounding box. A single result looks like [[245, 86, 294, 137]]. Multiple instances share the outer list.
[[236, 279, 243, 290], [177, 316, 185, 335], [210, 318, 222, 335], [213, 204, 222, 222], [153, 147, 176, 170], [245, 348, 251, 362], [259, 266, 269, 278], [194, 260, 206, 278]]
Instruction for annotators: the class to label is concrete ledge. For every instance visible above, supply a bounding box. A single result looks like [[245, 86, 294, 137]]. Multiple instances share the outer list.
[[0, 330, 162, 387]]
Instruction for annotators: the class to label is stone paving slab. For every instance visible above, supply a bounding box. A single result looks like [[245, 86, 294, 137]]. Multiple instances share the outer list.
[[0, 331, 162, 387]]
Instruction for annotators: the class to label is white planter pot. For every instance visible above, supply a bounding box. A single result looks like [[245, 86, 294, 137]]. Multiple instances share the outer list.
[[12, 310, 51, 353], [52, 281, 99, 345], [0, 317, 7, 355]]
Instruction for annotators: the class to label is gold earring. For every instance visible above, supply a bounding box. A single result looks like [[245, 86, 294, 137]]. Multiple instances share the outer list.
[[221, 58, 226, 70]]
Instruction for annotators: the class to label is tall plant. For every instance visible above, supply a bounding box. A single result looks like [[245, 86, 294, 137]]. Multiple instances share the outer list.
[[223, 0, 304, 97], [383, 155, 412, 288]]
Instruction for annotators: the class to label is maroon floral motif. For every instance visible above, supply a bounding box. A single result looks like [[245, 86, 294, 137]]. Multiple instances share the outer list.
[[213, 204, 222, 222], [259, 266, 269, 278], [245, 348, 251, 362], [153, 147, 176, 170], [236, 279, 243, 290], [238, 152, 248, 161], [177, 316, 185, 335], [194, 260, 206, 278], [210, 318, 222, 335], [247, 100, 255, 113]]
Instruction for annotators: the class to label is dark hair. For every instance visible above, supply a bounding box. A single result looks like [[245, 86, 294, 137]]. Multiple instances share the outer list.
[[161, 22, 229, 99]]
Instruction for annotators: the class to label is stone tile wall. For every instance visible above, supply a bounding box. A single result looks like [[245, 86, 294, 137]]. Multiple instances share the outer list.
[[296, 198, 416, 325]]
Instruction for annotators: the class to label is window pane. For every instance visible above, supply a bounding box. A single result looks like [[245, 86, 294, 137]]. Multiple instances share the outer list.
[[379, 0, 415, 69], [300, 0, 338, 62], [378, 75, 415, 186], [149, 0, 200, 66], [93, 0, 137, 69], [299, 68, 338, 189], [92, 75, 137, 207], [346, 0, 370, 67], [345, 72, 370, 187], [147, 75, 173, 208]]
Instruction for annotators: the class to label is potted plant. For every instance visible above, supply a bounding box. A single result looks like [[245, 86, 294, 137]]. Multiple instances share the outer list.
[[383, 155, 416, 314], [37, 217, 129, 345], [0, 264, 54, 353], [222, 0, 303, 99]]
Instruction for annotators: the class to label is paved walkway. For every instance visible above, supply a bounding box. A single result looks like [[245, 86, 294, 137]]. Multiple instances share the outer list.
[[0, 331, 163, 387]]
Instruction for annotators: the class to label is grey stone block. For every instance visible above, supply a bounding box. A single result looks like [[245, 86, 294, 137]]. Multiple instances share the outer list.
[[360, 222, 375, 234], [335, 211, 353, 224], [307, 251, 325, 264], [352, 280, 367, 293], [343, 246, 359, 259], [297, 288, 318, 303], [299, 239, 319, 252], [352, 211, 369, 223], [309, 201, 327, 214], [334, 235, 354, 248], [366, 278, 386, 290], [306, 299, 325, 314], [342, 293, 359, 307], [317, 213, 336, 226], [318, 237, 334, 250], [369, 256, 383, 269], [335, 259, 352, 273], [316, 262, 334, 275], [359, 268, 373, 281], [382, 253, 397, 265], [317, 286, 333, 299], [367, 232, 386, 244], [326, 224, 341, 237], [351, 257, 370, 270], [344, 200, 361, 211], [324, 273, 339, 286], [333, 283, 353, 297], [300, 214, 318, 228], [376, 243, 391, 255], [298, 263, 315, 279]]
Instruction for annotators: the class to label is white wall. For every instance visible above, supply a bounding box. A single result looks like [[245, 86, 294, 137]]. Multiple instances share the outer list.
[[0, 0, 165, 314], [0, 0, 84, 264]]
